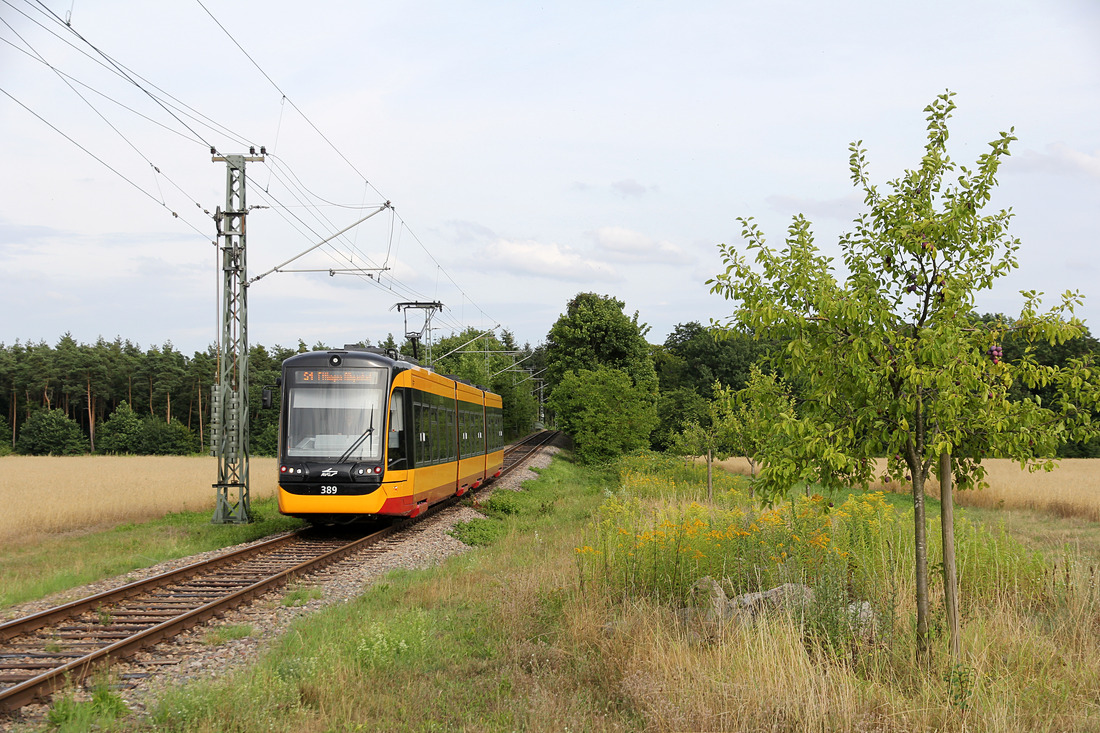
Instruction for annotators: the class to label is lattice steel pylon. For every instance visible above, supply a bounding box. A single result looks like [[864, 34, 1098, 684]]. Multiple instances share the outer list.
[[210, 152, 263, 523]]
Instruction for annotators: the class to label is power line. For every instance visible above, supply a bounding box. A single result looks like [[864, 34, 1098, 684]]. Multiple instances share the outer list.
[[1, 13, 212, 229], [189, 0, 502, 337], [0, 84, 209, 238], [33, 0, 216, 149]]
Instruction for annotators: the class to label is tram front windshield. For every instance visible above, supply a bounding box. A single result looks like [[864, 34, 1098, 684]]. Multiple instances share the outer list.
[[285, 367, 388, 462]]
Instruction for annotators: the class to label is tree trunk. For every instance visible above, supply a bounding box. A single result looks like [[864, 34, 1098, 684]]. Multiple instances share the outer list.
[[197, 383, 204, 453], [706, 448, 713, 503], [86, 377, 96, 453], [940, 450, 960, 660], [912, 466, 930, 662]]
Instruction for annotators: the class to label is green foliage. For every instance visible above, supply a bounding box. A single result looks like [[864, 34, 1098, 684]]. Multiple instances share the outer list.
[[582, 459, 902, 605], [652, 385, 708, 452], [0, 414, 10, 456], [429, 327, 539, 440], [483, 490, 522, 516], [545, 292, 657, 393], [203, 624, 254, 645], [657, 321, 766, 396], [355, 609, 432, 668], [251, 421, 279, 457], [708, 91, 1100, 656], [15, 408, 87, 455], [137, 416, 195, 455], [542, 293, 660, 463], [549, 366, 658, 464], [709, 91, 1100, 497], [96, 400, 142, 454]]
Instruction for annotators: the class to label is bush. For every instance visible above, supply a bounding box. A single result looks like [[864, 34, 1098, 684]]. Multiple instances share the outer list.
[[137, 417, 196, 455], [251, 422, 278, 457], [15, 409, 88, 455], [97, 401, 142, 454], [0, 415, 11, 456]]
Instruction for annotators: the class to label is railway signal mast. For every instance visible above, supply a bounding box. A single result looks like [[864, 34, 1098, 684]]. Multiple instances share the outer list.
[[210, 150, 264, 524]]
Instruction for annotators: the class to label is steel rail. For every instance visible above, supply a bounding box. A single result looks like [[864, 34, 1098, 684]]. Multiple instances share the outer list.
[[0, 430, 557, 712]]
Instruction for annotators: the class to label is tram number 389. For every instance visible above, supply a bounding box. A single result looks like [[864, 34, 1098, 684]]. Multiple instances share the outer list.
[[320, 485, 339, 495]]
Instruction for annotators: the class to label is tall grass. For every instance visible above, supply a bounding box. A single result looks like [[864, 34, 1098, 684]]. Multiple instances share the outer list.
[[0, 455, 280, 548]]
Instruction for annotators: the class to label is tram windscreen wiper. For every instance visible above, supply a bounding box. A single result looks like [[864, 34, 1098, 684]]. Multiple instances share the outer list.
[[337, 408, 374, 463]]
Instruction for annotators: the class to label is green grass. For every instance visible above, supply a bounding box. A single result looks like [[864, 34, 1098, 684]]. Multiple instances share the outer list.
[[147, 456, 630, 732], [46, 677, 130, 732], [16, 450, 1100, 731], [203, 624, 254, 645], [282, 586, 323, 607], [0, 497, 304, 609]]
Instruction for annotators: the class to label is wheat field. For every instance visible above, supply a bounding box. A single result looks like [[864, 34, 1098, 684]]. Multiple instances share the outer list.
[[0, 455, 279, 547], [716, 456, 1100, 521]]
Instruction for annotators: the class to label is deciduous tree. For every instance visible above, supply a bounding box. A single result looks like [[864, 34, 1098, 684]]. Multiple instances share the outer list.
[[710, 92, 1100, 659]]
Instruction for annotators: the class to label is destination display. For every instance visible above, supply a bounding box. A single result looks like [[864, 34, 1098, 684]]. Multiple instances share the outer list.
[[295, 368, 381, 385]]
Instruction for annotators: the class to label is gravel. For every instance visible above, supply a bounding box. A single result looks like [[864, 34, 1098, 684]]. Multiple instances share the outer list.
[[0, 446, 559, 731]]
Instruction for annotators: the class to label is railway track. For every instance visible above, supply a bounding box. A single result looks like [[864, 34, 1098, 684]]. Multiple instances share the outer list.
[[0, 430, 558, 713]]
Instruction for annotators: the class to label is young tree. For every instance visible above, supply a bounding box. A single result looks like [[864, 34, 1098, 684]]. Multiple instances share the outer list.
[[714, 366, 795, 485], [98, 400, 143, 454], [673, 367, 793, 499], [710, 92, 1099, 659]]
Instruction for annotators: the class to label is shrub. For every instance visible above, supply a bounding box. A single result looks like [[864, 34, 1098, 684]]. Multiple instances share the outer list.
[[0, 414, 11, 456], [15, 409, 88, 455], [137, 417, 196, 455], [97, 401, 142, 454]]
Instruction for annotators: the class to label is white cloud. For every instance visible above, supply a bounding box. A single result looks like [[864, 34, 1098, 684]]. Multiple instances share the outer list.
[[589, 226, 685, 264], [476, 238, 620, 282], [1013, 143, 1100, 179]]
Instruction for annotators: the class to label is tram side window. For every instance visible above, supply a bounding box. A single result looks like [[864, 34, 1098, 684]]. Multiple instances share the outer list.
[[387, 389, 407, 470], [415, 399, 427, 466], [460, 407, 472, 458], [447, 401, 456, 461], [427, 399, 436, 466]]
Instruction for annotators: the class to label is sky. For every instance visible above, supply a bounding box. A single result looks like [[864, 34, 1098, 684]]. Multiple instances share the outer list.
[[2, 0, 1098, 358]]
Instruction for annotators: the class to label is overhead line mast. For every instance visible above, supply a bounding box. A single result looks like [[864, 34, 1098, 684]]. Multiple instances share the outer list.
[[210, 149, 263, 524]]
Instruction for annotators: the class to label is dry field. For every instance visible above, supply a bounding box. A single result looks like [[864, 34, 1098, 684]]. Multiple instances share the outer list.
[[0, 455, 279, 547], [716, 456, 1100, 522]]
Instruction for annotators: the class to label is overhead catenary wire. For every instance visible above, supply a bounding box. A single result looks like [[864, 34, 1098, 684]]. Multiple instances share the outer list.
[[5, 0, 259, 151], [0, 84, 209, 239], [191, 0, 502, 338], [32, 0, 217, 150], [0, 13, 213, 230], [6, 0, 507, 345]]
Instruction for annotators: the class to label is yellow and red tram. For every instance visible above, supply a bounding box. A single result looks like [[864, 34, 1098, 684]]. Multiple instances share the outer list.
[[275, 347, 504, 522]]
